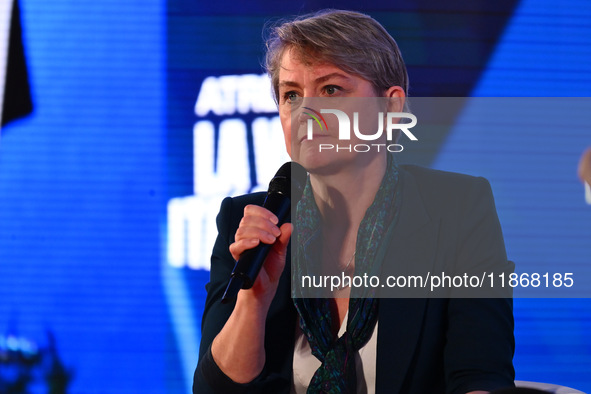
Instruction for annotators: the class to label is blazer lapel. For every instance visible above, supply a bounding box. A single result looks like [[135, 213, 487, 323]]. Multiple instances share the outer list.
[[376, 166, 440, 393]]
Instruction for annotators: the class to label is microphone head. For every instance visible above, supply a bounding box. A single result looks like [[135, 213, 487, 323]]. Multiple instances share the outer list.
[[268, 162, 307, 202]]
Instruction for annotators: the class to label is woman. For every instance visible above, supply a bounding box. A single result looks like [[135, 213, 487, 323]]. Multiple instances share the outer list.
[[194, 10, 514, 394]]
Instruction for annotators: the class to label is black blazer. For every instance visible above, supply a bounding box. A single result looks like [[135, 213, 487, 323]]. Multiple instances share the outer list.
[[193, 165, 515, 394]]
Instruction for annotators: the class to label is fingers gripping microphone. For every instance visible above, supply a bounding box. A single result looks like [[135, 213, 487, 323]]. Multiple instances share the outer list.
[[221, 162, 307, 303]]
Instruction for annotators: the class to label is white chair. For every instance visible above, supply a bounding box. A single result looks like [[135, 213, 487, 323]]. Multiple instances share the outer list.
[[515, 380, 586, 393]]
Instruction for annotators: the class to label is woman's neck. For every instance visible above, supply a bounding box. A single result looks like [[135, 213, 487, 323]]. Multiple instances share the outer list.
[[310, 153, 388, 231]]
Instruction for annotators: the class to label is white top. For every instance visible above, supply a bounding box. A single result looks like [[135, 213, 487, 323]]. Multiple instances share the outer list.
[[291, 311, 378, 394]]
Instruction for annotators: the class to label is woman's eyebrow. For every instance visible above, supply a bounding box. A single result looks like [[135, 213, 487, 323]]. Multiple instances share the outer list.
[[314, 72, 352, 84], [278, 80, 300, 89], [279, 73, 352, 89]]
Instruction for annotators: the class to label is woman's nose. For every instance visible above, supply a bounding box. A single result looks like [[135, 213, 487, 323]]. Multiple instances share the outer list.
[[297, 109, 309, 125]]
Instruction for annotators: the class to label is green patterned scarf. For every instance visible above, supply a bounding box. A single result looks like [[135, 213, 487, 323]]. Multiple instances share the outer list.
[[292, 154, 402, 393]]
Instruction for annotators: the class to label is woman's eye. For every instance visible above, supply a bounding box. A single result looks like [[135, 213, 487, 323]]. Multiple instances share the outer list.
[[284, 91, 300, 103], [324, 85, 341, 95]]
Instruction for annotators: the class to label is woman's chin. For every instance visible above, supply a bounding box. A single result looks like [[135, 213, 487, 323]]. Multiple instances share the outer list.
[[295, 150, 354, 176]]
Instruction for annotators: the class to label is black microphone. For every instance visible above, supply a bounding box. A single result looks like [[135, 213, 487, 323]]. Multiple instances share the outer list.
[[221, 162, 307, 303]]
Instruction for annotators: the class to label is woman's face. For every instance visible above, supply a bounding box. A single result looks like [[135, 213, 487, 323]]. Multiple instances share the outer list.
[[277, 48, 404, 174]]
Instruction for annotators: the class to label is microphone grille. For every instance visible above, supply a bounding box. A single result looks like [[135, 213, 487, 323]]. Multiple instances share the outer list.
[[268, 162, 307, 202]]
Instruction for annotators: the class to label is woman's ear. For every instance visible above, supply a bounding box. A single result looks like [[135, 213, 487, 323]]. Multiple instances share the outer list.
[[382, 86, 406, 143], [384, 86, 406, 113]]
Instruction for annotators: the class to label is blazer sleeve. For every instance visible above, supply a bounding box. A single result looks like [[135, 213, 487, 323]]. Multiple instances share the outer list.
[[444, 177, 515, 394], [193, 196, 263, 394], [193, 194, 295, 394]]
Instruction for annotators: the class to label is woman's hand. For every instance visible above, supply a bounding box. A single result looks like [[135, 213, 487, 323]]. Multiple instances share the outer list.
[[229, 204, 292, 308], [211, 204, 292, 384]]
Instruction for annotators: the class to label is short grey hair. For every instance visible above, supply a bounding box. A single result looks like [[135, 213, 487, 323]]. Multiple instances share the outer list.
[[264, 9, 409, 103]]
